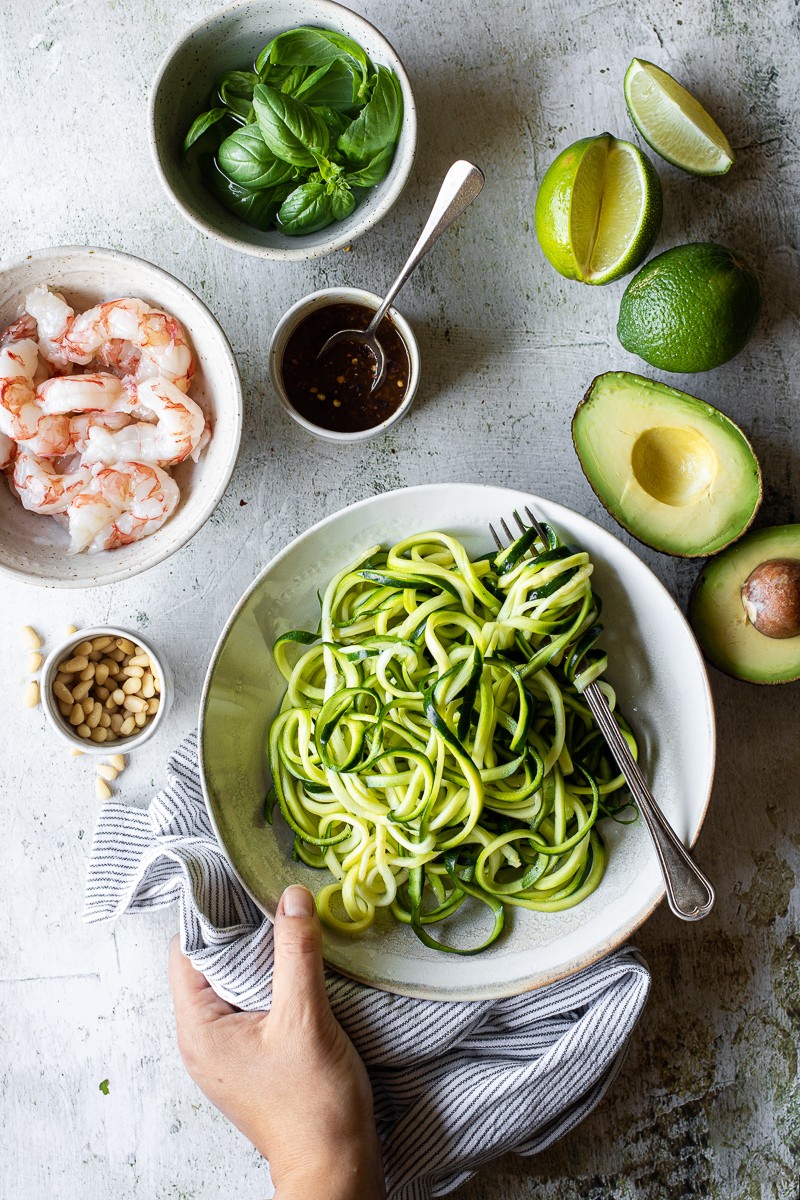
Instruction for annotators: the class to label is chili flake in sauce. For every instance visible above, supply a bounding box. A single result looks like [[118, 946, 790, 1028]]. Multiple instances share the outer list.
[[281, 303, 410, 433]]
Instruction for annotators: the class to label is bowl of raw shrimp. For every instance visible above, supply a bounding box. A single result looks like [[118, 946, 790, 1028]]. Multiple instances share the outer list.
[[0, 246, 242, 587]]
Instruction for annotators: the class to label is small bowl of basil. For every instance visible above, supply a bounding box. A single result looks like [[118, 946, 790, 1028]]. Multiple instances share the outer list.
[[150, 0, 417, 259]]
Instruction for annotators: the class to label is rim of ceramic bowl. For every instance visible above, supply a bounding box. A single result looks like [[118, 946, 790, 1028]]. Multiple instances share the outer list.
[[268, 286, 420, 443], [0, 245, 243, 588], [148, 0, 418, 261], [41, 626, 174, 754]]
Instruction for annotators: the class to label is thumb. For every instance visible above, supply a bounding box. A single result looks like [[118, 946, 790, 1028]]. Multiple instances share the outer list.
[[271, 885, 330, 1019]]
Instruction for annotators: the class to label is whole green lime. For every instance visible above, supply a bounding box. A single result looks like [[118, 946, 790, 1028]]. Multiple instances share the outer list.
[[617, 243, 761, 372]]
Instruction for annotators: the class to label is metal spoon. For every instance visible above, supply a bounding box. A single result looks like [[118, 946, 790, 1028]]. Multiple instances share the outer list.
[[317, 160, 485, 390]]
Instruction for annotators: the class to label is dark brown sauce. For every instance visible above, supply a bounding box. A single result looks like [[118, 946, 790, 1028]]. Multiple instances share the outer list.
[[281, 303, 410, 433]]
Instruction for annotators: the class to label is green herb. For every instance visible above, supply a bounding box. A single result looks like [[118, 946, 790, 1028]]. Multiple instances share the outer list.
[[99, 1079, 110, 1095], [182, 26, 403, 236]]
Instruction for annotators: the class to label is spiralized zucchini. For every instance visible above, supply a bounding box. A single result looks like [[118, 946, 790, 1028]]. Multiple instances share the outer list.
[[267, 523, 638, 954]]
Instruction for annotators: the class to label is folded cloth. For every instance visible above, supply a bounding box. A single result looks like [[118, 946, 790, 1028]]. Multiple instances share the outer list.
[[85, 734, 651, 1200]]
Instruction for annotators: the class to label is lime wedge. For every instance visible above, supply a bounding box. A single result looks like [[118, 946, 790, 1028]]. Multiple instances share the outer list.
[[624, 58, 735, 176], [535, 133, 662, 285]]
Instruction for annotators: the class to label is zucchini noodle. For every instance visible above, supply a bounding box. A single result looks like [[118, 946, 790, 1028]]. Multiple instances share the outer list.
[[267, 523, 638, 954]]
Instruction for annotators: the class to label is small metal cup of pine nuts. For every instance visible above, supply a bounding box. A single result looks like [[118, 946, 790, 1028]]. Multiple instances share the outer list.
[[40, 627, 173, 754]]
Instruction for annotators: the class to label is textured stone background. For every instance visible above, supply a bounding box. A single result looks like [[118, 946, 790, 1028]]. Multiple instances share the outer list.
[[1, 0, 799, 1197]]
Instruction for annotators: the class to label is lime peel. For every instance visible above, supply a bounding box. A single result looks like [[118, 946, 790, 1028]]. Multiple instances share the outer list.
[[624, 58, 734, 177]]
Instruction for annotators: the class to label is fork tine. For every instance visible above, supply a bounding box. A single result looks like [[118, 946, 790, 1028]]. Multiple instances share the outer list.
[[489, 523, 503, 550], [500, 518, 514, 543], [524, 506, 547, 540], [513, 510, 526, 535]]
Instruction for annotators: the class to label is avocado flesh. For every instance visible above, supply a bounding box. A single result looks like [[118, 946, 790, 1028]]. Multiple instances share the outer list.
[[689, 525, 800, 683], [573, 372, 762, 556]]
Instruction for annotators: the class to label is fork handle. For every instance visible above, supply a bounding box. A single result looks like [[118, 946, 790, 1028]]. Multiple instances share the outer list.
[[367, 161, 485, 335], [583, 683, 715, 921]]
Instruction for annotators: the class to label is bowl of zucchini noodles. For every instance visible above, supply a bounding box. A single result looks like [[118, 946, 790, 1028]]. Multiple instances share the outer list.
[[199, 483, 715, 1000]]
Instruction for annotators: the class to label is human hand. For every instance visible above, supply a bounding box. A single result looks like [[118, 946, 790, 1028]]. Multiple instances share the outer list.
[[168, 885, 386, 1200]]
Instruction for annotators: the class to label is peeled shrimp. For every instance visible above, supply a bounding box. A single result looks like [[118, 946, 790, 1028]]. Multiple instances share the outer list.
[[66, 461, 180, 553], [81, 375, 206, 467], [18, 409, 132, 458], [37, 372, 125, 415], [13, 450, 91, 515], [0, 432, 15, 470], [25, 286, 74, 371], [63, 298, 195, 392], [0, 334, 42, 441]]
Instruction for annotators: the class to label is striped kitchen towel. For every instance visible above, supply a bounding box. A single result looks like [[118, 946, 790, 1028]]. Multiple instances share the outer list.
[[85, 733, 651, 1200]]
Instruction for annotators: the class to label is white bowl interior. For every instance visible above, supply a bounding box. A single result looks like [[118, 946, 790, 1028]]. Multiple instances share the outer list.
[[200, 483, 716, 1000], [150, 0, 417, 259], [0, 247, 242, 587]]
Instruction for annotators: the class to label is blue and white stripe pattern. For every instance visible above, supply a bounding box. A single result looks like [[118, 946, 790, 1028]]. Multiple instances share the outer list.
[[85, 734, 651, 1200]]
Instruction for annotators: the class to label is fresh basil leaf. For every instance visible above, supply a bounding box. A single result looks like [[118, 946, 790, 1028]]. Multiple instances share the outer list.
[[329, 179, 356, 222], [253, 84, 330, 169], [202, 157, 292, 230], [218, 125, 297, 189], [311, 105, 352, 139], [279, 64, 311, 95], [219, 70, 258, 121], [183, 107, 228, 153], [259, 27, 373, 99], [293, 58, 360, 110], [343, 142, 396, 188], [337, 66, 403, 168], [277, 177, 336, 235]]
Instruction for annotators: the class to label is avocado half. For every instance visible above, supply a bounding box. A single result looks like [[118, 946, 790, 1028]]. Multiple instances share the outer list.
[[572, 372, 762, 556], [689, 526, 800, 684]]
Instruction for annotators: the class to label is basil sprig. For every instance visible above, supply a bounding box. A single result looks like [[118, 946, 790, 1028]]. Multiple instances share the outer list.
[[183, 25, 404, 236]]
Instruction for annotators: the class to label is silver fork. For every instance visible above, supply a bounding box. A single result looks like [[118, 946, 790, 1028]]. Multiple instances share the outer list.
[[490, 507, 715, 922]]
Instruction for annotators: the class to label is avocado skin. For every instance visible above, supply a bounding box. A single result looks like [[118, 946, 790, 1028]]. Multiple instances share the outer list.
[[688, 526, 800, 685], [572, 371, 762, 558]]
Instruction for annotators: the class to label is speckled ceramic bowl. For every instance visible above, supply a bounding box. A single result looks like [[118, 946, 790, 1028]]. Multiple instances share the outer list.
[[0, 246, 242, 588], [150, 0, 417, 260], [268, 286, 420, 442], [199, 484, 716, 1000]]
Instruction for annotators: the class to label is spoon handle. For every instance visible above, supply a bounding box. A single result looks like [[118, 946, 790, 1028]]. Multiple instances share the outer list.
[[368, 160, 485, 334]]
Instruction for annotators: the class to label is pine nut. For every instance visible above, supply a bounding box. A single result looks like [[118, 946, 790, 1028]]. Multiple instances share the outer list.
[[95, 663, 110, 686], [108, 754, 125, 771], [92, 636, 113, 651], [53, 681, 73, 705], [116, 637, 136, 655], [89, 649, 103, 662], [95, 685, 110, 701], [109, 648, 126, 662], [29, 653, 42, 673], [56, 671, 74, 687], [60, 655, 88, 673], [105, 697, 118, 711], [110, 714, 124, 733], [58, 701, 72, 717], [142, 673, 155, 698], [128, 654, 150, 668], [123, 695, 147, 713], [72, 679, 93, 702], [120, 716, 136, 736], [64, 624, 77, 636], [134, 711, 147, 728], [95, 777, 112, 801], [122, 665, 144, 679], [112, 689, 125, 705], [146, 698, 160, 715], [74, 640, 94, 657], [77, 724, 91, 738], [69, 702, 85, 726], [70, 748, 83, 757], [82, 697, 95, 716], [122, 677, 141, 695], [153, 676, 161, 694], [99, 712, 111, 729], [96, 764, 118, 782], [90, 727, 108, 743], [106, 731, 117, 742], [79, 663, 95, 682], [86, 705, 102, 730], [22, 626, 42, 650], [23, 680, 40, 708], [101, 657, 118, 673]]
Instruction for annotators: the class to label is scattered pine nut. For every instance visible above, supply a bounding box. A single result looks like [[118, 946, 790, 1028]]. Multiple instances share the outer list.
[[95, 778, 112, 801], [29, 653, 42, 673], [70, 748, 84, 757], [96, 764, 118, 782], [23, 680, 40, 708], [22, 626, 42, 651], [108, 754, 125, 771], [64, 624, 78, 636]]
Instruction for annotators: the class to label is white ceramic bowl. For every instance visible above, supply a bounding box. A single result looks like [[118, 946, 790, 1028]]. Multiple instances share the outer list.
[[200, 483, 716, 1001], [0, 246, 242, 587], [150, 0, 417, 260], [41, 626, 174, 754], [268, 286, 420, 442]]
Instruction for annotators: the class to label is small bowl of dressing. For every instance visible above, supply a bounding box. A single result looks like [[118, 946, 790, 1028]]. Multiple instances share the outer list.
[[269, 287, 420, 443]]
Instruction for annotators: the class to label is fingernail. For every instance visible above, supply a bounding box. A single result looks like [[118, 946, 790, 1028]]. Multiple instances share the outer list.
[[282, 885, 314, 918]]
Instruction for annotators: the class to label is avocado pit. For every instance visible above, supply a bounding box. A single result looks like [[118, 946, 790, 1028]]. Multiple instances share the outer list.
[[630, 425, 717, 507], [741, 558, 800, 640]]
